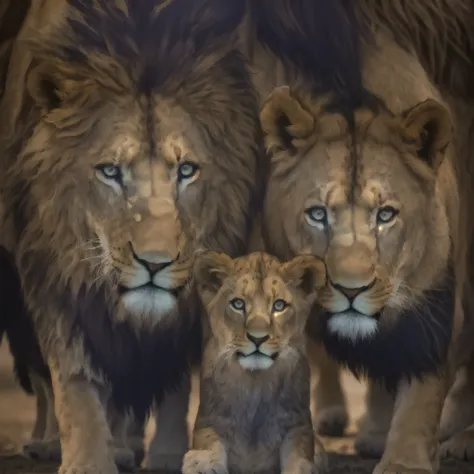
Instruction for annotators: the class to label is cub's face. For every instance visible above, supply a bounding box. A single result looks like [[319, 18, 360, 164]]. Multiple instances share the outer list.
[[194, 251, 326, 371]]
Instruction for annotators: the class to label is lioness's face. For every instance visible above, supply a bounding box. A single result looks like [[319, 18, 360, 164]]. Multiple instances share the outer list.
[[194, 251, 326, 371], [261, 87, 453, 343]]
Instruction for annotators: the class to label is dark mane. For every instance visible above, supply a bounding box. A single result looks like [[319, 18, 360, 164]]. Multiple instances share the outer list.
[[250, 0, 370, 109], [33, 0, 246, 94]]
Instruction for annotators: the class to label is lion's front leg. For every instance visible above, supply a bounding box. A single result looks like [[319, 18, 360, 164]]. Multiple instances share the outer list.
[[355, 380, 394, 459], [145, 372, 191, 471], [50, 363, 117, 474], [307, 339, 348, 437], [373, 374, 447, 474]]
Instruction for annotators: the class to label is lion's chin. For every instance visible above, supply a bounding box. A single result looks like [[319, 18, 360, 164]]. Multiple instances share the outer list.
[[327, 311, 379, 344], [237, 352, 276, 371], [120, 286, 177, 323]]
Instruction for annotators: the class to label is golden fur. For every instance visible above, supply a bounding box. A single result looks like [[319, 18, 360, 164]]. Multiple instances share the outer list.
[[259, 35, 468, 473], [185, 251, 327, 474], [0, 0, 261, 473]]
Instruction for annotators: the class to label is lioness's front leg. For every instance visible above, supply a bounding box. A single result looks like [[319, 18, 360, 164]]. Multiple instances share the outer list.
[[50, 363, 116, 474], [280, 425, 327, 474], [373, 374, 448, 474], [182, 427, 227, 474]]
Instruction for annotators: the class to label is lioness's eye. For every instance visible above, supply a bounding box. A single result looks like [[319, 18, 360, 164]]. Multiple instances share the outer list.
[[96, 163, 122, 181], [178, 161, 200, 182], [305, 206, 327, 226], [230, 298, 245, 311], [272, 299, 288, 312], [377, 206, 398, 224]]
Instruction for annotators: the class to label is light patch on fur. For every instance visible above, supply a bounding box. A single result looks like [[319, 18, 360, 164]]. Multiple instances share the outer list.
[[121, 287, 176, 322], [327, 312, 379, 344], [238, 353, 275, 371]]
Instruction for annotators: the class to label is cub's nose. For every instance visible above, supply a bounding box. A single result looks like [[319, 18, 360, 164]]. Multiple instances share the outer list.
[[246, 333, 269, 347]]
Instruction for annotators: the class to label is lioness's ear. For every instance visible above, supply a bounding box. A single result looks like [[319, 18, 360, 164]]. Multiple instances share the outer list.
[[260, 86, 315, 153], [27, 64, 62, 111], [193, 251, 233, 294], [280, 255, 327, 296], [401, 99, 452, 170]]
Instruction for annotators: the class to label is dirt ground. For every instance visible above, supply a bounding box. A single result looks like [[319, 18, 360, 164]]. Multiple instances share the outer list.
[[0, 343, 471, 474]]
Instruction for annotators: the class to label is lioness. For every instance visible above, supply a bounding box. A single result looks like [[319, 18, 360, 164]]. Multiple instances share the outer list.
[[260, 63, 462, 474], [183, 251, 328, 474]]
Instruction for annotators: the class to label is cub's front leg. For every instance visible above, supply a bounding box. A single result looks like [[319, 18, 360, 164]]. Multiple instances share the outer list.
[[50, 362, 117, 474], [182, 427, 228, 474], [373, 373, 448, 474], [280, 425, 327, 474]]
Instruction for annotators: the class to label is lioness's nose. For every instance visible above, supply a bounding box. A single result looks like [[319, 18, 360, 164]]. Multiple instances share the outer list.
[[333, 280, 375, 301], [129, 243, 176, 275], [246, 333, 269, 347]]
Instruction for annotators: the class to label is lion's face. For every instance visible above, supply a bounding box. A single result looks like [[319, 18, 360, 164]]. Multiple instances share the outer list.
[[260, 86, 453, 343], [194, 251, 326, 371], [12, 43, 258, 325]]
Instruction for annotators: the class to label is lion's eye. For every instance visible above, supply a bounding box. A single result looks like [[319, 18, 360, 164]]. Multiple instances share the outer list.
[[377, 206, 398, 224], [96, 163, 122, 181], [178, 161, 200, 182], [305, 206, 327, 226], [272, 299, 288, 312], [230, 298, 245, 312]]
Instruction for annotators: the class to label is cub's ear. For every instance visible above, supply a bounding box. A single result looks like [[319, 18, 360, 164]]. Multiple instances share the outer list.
[[27, 64, 63, 111], [193, 251, 233, 294], [260, 85, 315, 153], [401, 99, 452, 170], [280, 255, 327, 296]]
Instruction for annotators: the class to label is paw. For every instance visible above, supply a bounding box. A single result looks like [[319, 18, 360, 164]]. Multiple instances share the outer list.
[[113, 446, 136, 470], [58, 462, 118, 474], [373, 457, 433, 474], [284, 458, 324, 474], [23, 437, 62, 462], [313, 405, 348, 437], [354, 429, 386, 459], [440, 430, 474, 461], [182, 449, 228, 474]]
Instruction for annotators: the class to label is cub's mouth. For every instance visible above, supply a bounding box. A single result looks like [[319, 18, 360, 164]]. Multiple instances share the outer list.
[[236, 350, 279, 361], [236, 350, 279, 371]]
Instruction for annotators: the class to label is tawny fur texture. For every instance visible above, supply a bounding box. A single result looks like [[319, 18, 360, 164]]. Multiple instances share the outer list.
[[184, 251, 328, 474], [259, 36, 467, 474], [0, 0, 261, 473]]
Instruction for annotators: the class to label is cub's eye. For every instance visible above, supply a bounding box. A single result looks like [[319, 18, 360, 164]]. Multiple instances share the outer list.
[[177, 161, 200, 182], [272, 299, 288, 313], [377, 206, 398, 224], [230, 298, 245, 312], [305, 206, 327, 226], [96, 163, 122, 181]]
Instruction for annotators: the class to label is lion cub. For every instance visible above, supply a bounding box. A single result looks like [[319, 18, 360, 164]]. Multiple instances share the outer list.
[[183, 251, 328, 474]]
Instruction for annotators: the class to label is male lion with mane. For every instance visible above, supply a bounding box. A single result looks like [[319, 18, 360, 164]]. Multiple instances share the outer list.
[[0, 0, 261, 473]]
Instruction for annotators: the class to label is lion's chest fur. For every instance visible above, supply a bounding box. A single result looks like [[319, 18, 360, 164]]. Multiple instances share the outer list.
[[197, 358, 311, 474]]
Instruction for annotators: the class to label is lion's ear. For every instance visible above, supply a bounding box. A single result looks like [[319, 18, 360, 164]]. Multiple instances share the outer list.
[[27, 65, 62, 111], [260, 86, 315, 153], [401, 99, 452, 170], [280, 255, 327, 296], [193, 251, 233, 294]]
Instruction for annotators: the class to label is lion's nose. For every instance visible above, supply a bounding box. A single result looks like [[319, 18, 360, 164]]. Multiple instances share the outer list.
[[129, 243, 176, 275], [333, 279, 376, 302], [246, 333, 269, 347]]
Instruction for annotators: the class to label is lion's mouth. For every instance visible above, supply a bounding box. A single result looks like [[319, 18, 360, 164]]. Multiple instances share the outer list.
[[236, 350, 279, 361], [118, 280, 190, 298]]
